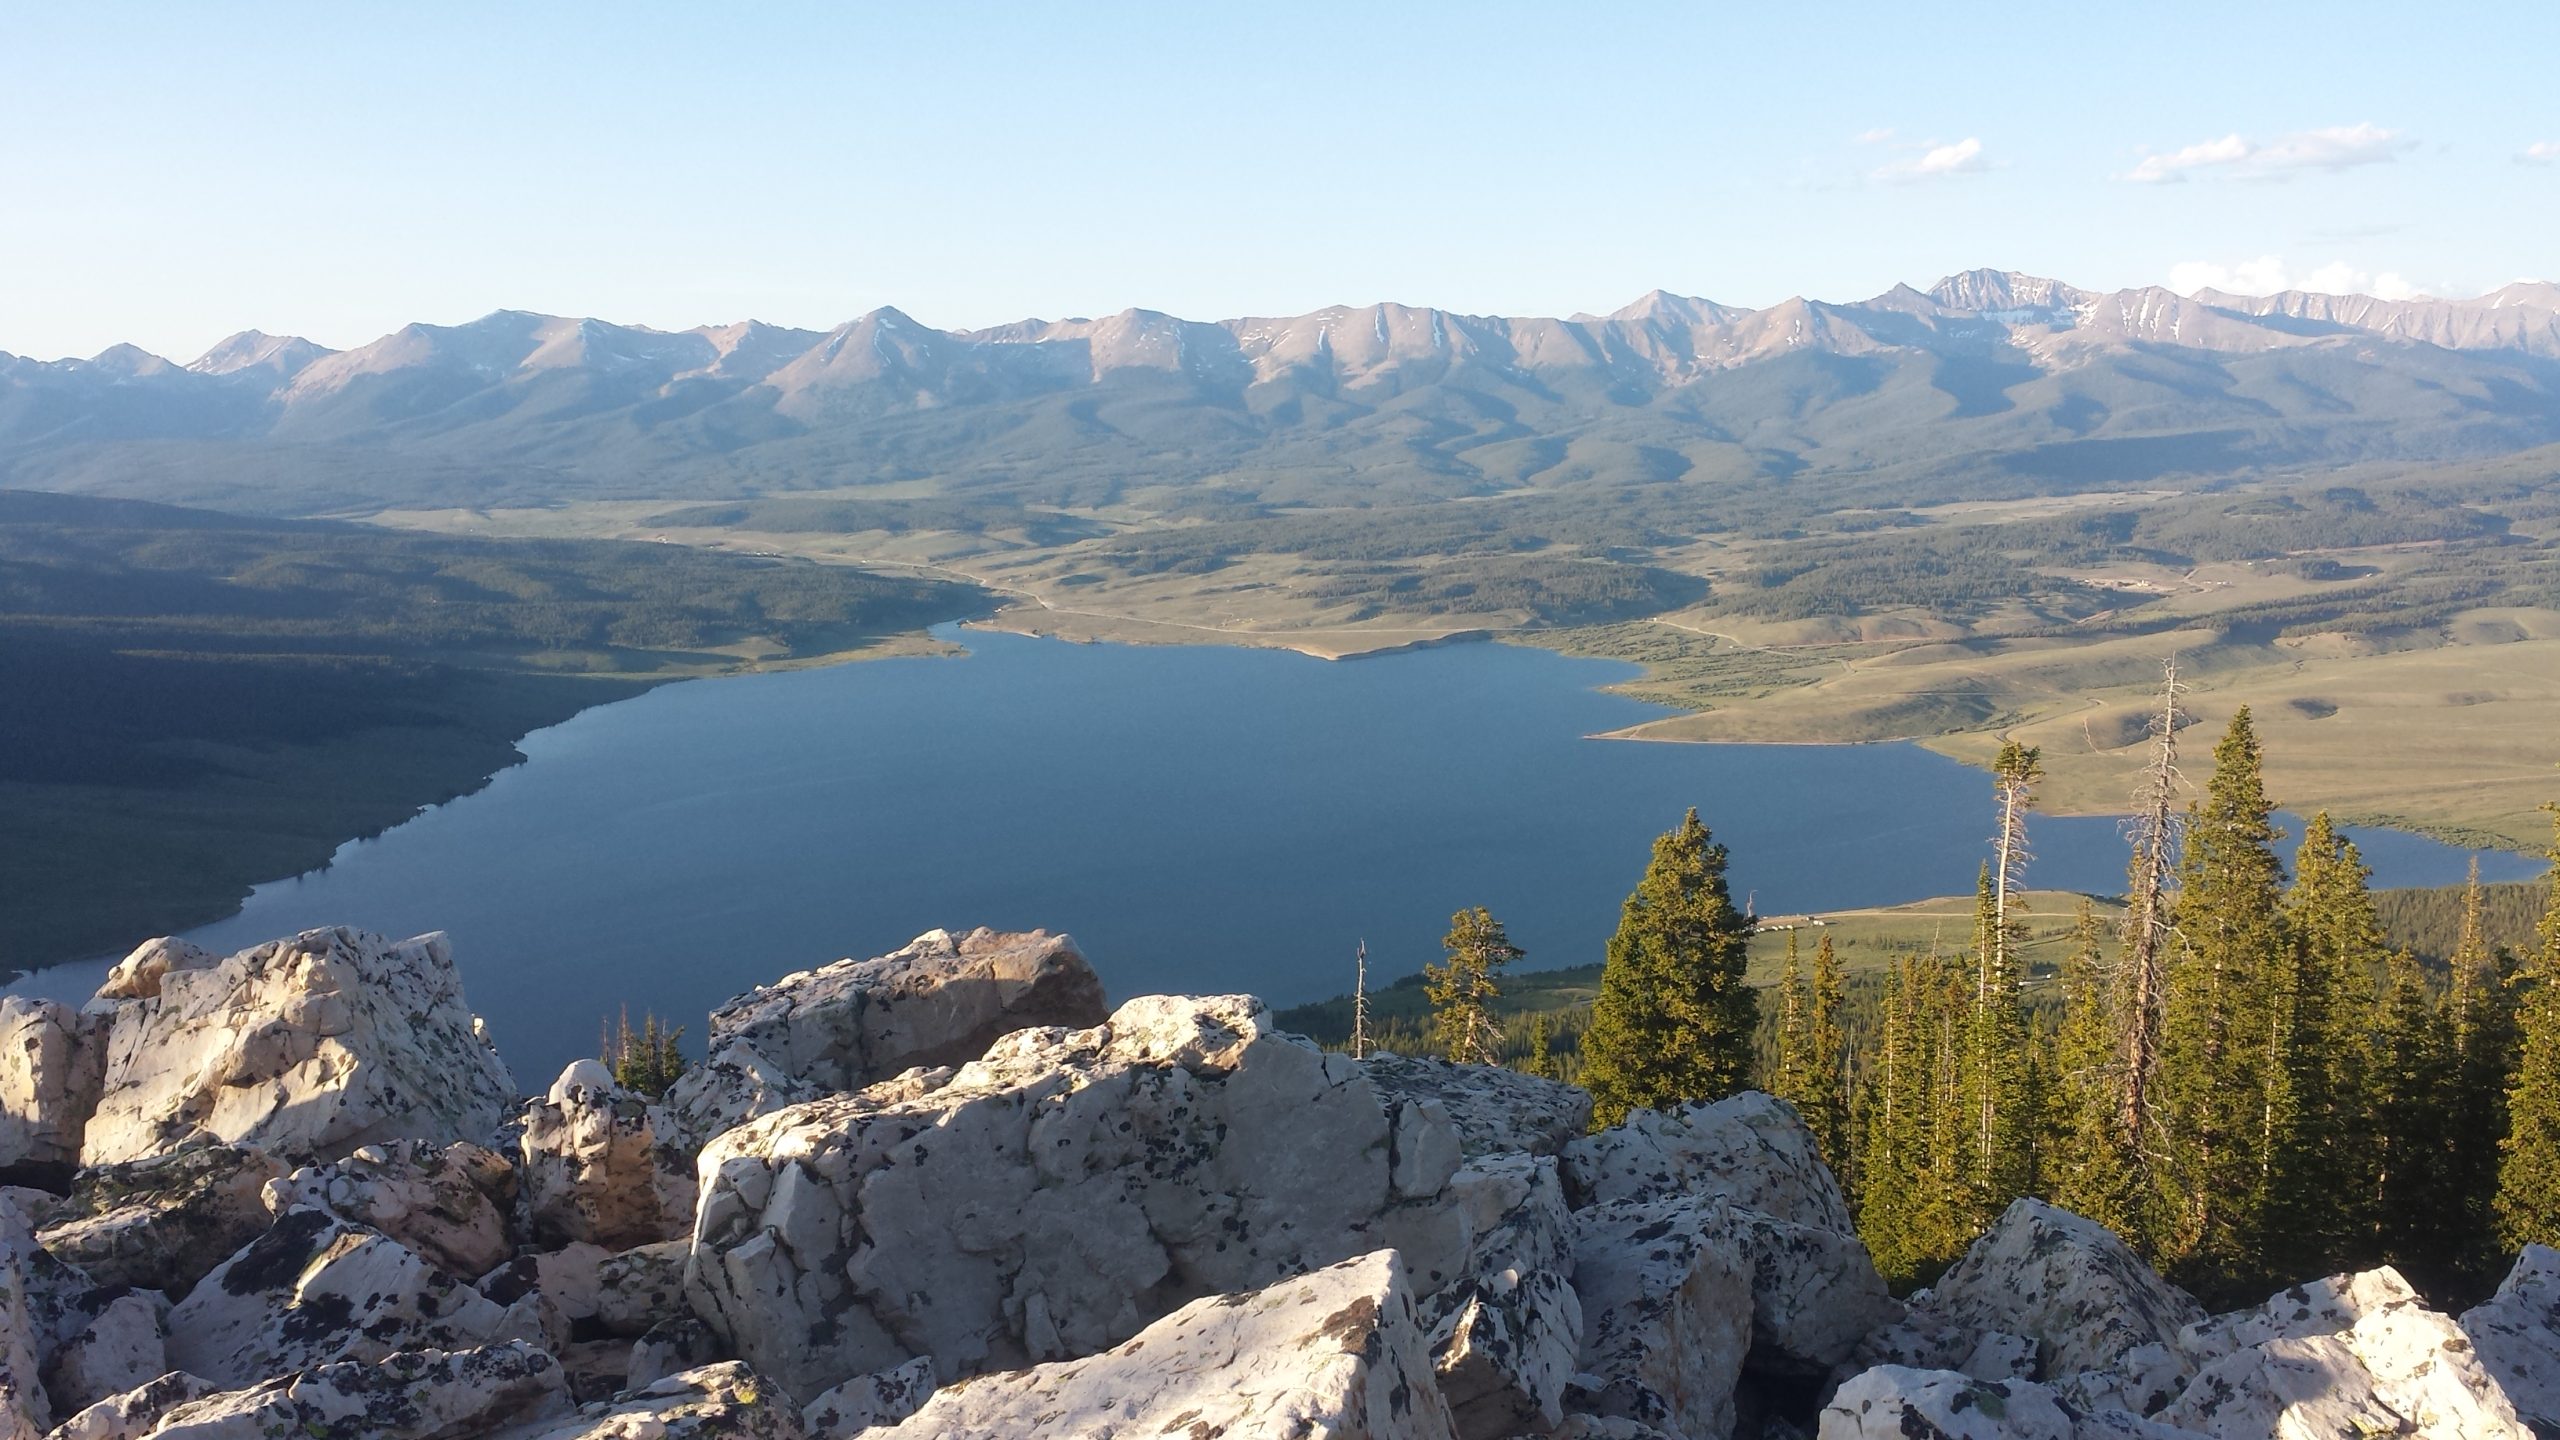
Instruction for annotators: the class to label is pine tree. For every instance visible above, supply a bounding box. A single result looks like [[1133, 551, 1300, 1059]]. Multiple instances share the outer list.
[[602, 1008, 687, 1098], [2050, 898, 2142, 1239], [1772, 929, 1812, 1099], [2370, 948, 2454, 1284], [1806, 931, 1851, 1165], [1858, 953, 1945, 1282], [1583, 809, 1759, 1130], [1962, 861, 2036, 1223], [2158, 706, 2288, 1287], [1426, 907, 1521, 1065], [1522, 1013, 1558, 1081], [2496, 806, 2560, 1249], [2263, 812, 2386, 1278], [2449, 857, 2522, 1273]]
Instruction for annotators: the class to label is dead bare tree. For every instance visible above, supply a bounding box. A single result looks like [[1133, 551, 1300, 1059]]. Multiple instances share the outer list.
[[2117, 657, 2186, 1159]]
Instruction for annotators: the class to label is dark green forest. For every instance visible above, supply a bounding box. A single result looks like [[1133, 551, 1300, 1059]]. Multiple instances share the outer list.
[[0, 489, 986, 972]]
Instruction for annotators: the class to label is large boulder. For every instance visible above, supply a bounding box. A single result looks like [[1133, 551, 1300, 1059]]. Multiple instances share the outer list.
[[1567, 1092, 1894, 1382], [80, 928, 516, 1167], [163, 1208, 539, 1385], [1362, 1052, 1594, 1158], [1819, 1367, 2195, 1440], [802, 1357, 936, 1436], [137, 1342, 574, 1440], [521, 1063, 696, 1250], [41, 1290, 168, 1418], [684, 993, 1472, 1404], [1569, 1197, 1757, 1440], [41, 1370, 223, 1440], [262, 1139, 516, 1279], [487, 1361, 808, 1440], [92, 938, 217, 1003], [2161, 1294, 2530, 1440], [0, 998, 104, 1183], [1562, 1092, 1852, 1231], [2179, 1265, 2420, 1361], [873, 1249, 1458, 1440], [2463, 1245, 2560, 1437], [1413, 1154, 1584, 1439], [1893, 1200, 2202, 1407], [36, 1145, 286, 1294], [660, 927, 1105, 1145]]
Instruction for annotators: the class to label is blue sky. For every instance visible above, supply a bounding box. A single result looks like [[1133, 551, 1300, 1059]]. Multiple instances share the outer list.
[[5, 2, 2555, 360]]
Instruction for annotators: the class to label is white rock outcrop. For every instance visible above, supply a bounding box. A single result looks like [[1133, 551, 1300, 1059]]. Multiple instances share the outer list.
[[802, 1356, 937, 1436], [41, 1290, 167, 1418], [661, 927, 1106, 1144], [80, 928, 516, 1167], [0, 998, 103, 1178], [1569, 1197, 1756, 1440], [520, 1063, 696, 1250], [1820, 1367, 2195, 1440], [263, 1139, 517, 1279], [486, 1361, 808, 1439], [1362, 1052, 1595, 1157], [1562, 1092, 1852, 1230], [684, 993, 1469, 1404], [1895, 1199, 2203, 1407], [875, 1249, 1458, 1440], [164, 1208, 539, 1385], [2463, 1244, 2560, 1437], [2161, 1293, 2530, 1440], [1415, 1154, 1583, 1440], [41, 1370, 223, 1440]]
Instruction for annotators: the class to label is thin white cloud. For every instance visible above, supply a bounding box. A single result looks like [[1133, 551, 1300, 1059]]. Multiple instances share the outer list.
[[2521, 140, 2560, 165], [2167, 256, 2422, 300], [1873, 136, 1986, 182], [2125, 123, 2410, 182], [1853, 127, 1896, 145]]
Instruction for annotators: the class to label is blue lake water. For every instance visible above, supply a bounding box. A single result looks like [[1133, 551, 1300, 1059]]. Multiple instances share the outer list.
[[13, 627, 2542, 1081]]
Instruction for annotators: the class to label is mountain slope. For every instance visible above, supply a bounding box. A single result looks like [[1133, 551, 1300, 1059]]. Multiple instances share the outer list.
[[7, 271, 2560, 517]]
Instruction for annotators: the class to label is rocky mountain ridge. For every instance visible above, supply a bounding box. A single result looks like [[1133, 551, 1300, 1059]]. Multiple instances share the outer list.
[[8, 270, 2560, 518], [3, 921, 2556, 1439]]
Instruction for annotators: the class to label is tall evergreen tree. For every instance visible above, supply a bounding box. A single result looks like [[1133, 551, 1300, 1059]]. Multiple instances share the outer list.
[[1963, 861, 2036, 1222], [2496, 806, 2560, 1249], [2050, 898, 2143, 1240], [2263, 813, 2385, 1278], [1773, 929, 1813, 1102], [2449, 858, 2522, 1270], [1583, 809, 1758, 1128], [1806, 931, 1851, 1165], [2158, 706, 2288, 1287], [2369, 948, 2455, 1284], [1858, 952, 1973, 1282], [1426, 907, 1521, 1066]]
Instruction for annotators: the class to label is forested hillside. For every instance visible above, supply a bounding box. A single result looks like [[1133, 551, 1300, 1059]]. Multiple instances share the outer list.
[[0, 490, 987, 972]]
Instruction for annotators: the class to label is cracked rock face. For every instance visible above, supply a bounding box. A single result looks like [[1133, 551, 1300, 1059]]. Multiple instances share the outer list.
[[36, 1145, 287, 1298], [521, 1063, 697, 1251], [164, 1207, 540, 1386], [873, 1249, 1458, 1440], [1563, 1093, 1854, 1234], [661, 927, 1106, 1147], [1361, 1053, 1595, 1158], [1415, 1153, 1584, 1440], [1901, 1198, 2204, 1396], [80, 928, 516, 1168], [1570, 1196, 1757, 1440], [683, 993, 1464, 1405], [0, 998, 104, 1181], [264, 1139, 517, 1280], [2463, 1244, 2560, 1437]]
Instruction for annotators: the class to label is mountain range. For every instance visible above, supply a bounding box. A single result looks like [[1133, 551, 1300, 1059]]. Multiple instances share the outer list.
[[8, 270, 2560, 517]]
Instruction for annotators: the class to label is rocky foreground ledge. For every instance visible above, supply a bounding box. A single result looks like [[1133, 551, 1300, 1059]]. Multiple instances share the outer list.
[[1, 926, 2556, 1439]]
